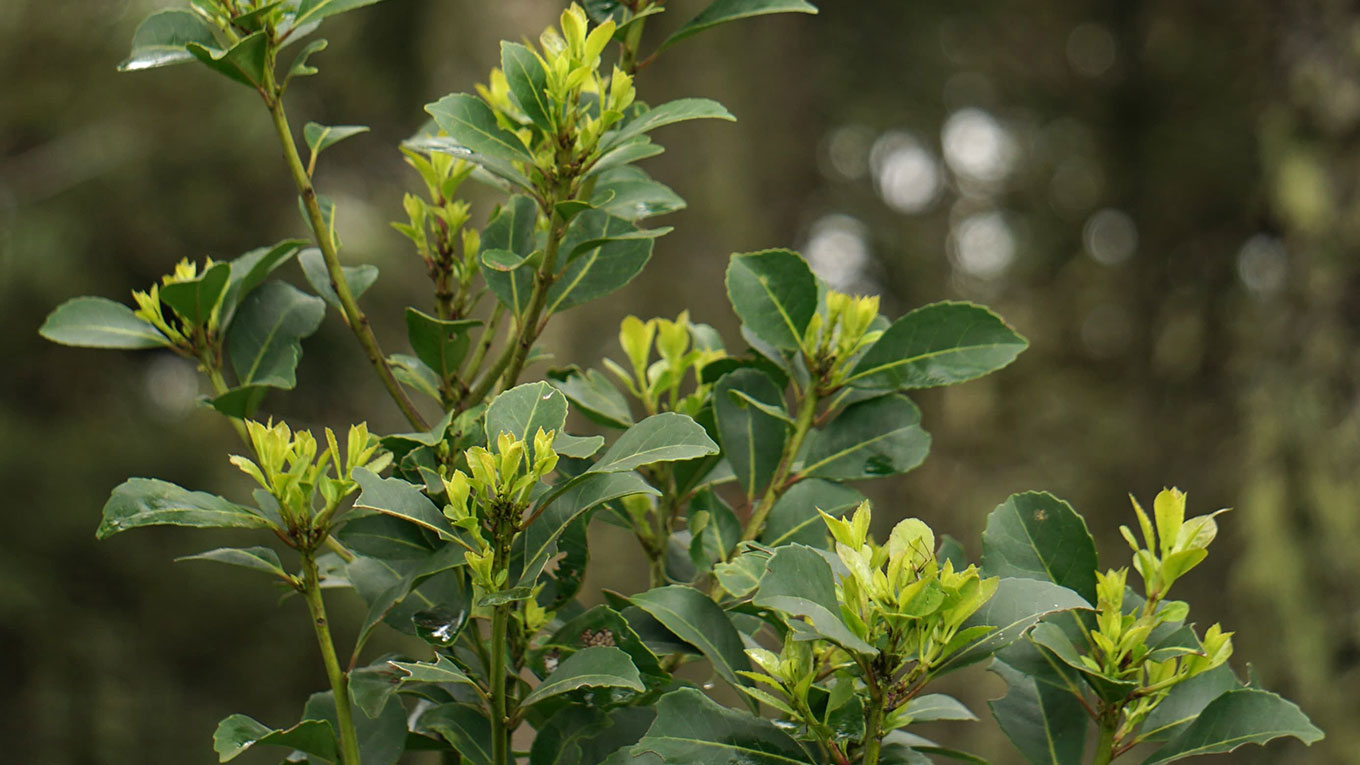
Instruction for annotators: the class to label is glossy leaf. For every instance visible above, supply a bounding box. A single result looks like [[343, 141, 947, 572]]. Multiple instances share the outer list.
[[760, 479, 864, 547], [40, 297, 167, 349], [213, 715, 337, 762], [405, 308, 480, 381], [713, 551, 768, 599], [754, 545, 877, 654], [160, 261, 230, 327], [588, 412, 719, 474], [427, 93, 532, 162], [629, 688, 813, 764], [186, 32, 270, 88], [175, 546, 289, 581], [1143, 689, 1323, 763], [713, 369, 788, 499], [337, 512, 438, 559], [530, 706, 657, 765], [725, 249, 818, 350], [659, 0, 819, 52], [98, 478, 272, 539], [981, 491, 1099, 604], [604, 98, 736, 152], [592, 169, 686, 221], [119, 9, 218, 72], [228, 280, 325, 388], [628, 585, 750, 688], [298, 247, 379, 313], [847, 301, 1027, 390], [502, 41, 552, 132], [800, 394, 930, 480], [522, 646, 644, 708], [988, 659, 1087, 765]]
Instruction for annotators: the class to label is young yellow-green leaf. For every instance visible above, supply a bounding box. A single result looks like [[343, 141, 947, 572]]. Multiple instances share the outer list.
[[98, 478, 273, 539], [404, 308, 480, 381], [298, 247, 379, 313], [521, 646, 644, 708], [588, 412, 719, 474], [629, 688, 814, 764], [604, 98, 736, 151], [160, 261, 231, 327], [628, 586, 750, 689], [304, 122, 370, 162], [800, 394, 931, 480], [658, 0, 819, 52], [981, 491, 1099, 604], [760, 479, 864, 547], [213, 715, 337, 763], [119, 9, 219, 72], [227, 281, 325, 388], [186, 32, 270, 89], [1142, 689, 1323, 763], [754, 544, 877, 654], [725, 249, 818, 351], [39, 297, 168, 349], [426, 93, 533, 163], [847, 301, 1027, 390], [713, 368, 789, 499], [501, 41, 552, 132], [175, 546, 289, 581]]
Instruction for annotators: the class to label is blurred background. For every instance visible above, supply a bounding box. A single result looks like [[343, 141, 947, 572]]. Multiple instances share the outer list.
[[3, 0, 1359, 762]]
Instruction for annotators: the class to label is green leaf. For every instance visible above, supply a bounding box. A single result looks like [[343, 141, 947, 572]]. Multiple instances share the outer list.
[[349, 658, 403, 719], [337, 512, 438, 559], [175, 546, 289, 581], [39, 297, 168, 349], [522, 646, 644, 708], [627, 586, 750, 689], [405, 308, 480, 381], [518, 471, 659, 585], [933, 578, 1091, 673], [592, 169, 686, 221], [389, 654, 477, 688], [98, 478, 272, 539], [1142, 689, 1323, 763], [485, 381, 569, 456], [502, 41, 552, 132], [588, 412, 719, 474], [290, 0, 387, 29], [119, 9, 218, 72], [847, 301, 1027, 390], [303, 690, 407, 765], [530, 706, 658, 765], [186, 31, 270, 88], [988, 659, 1088, 765], [418, 704, 491, 765], [298, 247, 379, 313], [754, 545, 877, 654], [604, 98, 736, 152], [903, 694, 977, 722], [761, 479, 864, 547], [629, 688, 813, 764], [800, 394, 930, 480], [981, 491, 1099, 604], [546, 210, 662, 314], [725, 249, 818, 350], [588, 138, 666, 177], [547, 605, 668, 683], [688, 488, 741, 570], [1138, 664, 1242, 742], [287, 37, 328, 80], [304, 122, 370, 162], [555, 432, 605, 459], [213, 715, 337, 762], [713, 369, 788, 499], [220, 240, 305, 328], [480, 195, 540, 315], [659, 0, 819, 52], [427, 93, 533, 163], [549, 367, 634, 428], [1028, 621, 1137, 703], [226, 280, 325, 394], [713, 551, 768, 598], [405, 134, 534, 193], [352, 468, 459, 542]]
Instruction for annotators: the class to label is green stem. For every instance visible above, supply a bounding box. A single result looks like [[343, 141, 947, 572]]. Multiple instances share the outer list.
[[741, 387, 819, 541], [1093, 714, 1119, 765], [301, 551, 362, 765], [490, 603, 510, 765], [618, 3, 650, 74], [498, 216, 566, 391], [862, 682, 885, 765], [204, 364, 250, 445], [262, 83, 429, 431]]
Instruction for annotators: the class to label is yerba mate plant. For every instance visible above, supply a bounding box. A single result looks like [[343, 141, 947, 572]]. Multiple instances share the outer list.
[[40, 1, 1322, 763]]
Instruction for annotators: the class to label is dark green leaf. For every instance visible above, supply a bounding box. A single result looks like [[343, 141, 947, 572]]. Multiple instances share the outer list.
[[629, 688, 813, 764], [98, 478, 272, 539], [800, 394, 930, 480], [522, 646, 644, 708], [592, 169, 686, 220], [847, 301, 1027, 390], [588, 138, 665, 177], [604, 99, 736, 152], [725, 249, 818, 350], [518, 472, 659, 585], [227, 280, 325, 388], [988, 659, 1088, 765], [290, 0, 387, 29], [713, 551, 770, 598], [427, 93, 533, 162], [628, 586, 749, 688], [754, 545, 876, 654], [530, 706, 657, 765], [119, 9, 218, 72], [761, 479, 864, 547], [337, 511, 438, 560], [903, 694, 977, 722], [934, 578, 1091, 673], [546, 210, 661, 314], [304, 122, 370, 161], [213, 715, 337, 762], [981, 491, 1099, 604], [659, 0, 819, 52], [588, 412, 720, 474], [1028, 622, 1137, 703], [1142, 689, 1324, 763], [220, 240, 305, 328], [713, 369, 789, 499], [1138, 664, 1241, 742], [302, 690, 406, 765], [350, 657, 404, 719], [405, 308, 480, 381], [502, 41, 552, 132], [352, 468, 458, 542], [480, 195, 540, 314], [688, 488, 740, 570], [547, 605, 668, 682], [418, 704, 491, 765], [160, 261, 231, 327], [298, 247, 379, 313], [187, 32, 270, 88], [549, 367, 634, 428], [484, 381, 569, 459], [40, 297, 168, 349], [175, 546, 289, 581]]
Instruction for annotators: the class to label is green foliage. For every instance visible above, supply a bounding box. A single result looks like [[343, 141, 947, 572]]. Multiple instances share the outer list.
[[44, 1, 1321, 764]]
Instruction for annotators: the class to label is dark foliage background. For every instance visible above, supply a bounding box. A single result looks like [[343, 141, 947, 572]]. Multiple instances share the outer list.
[[3, 0, 1357, 762]]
